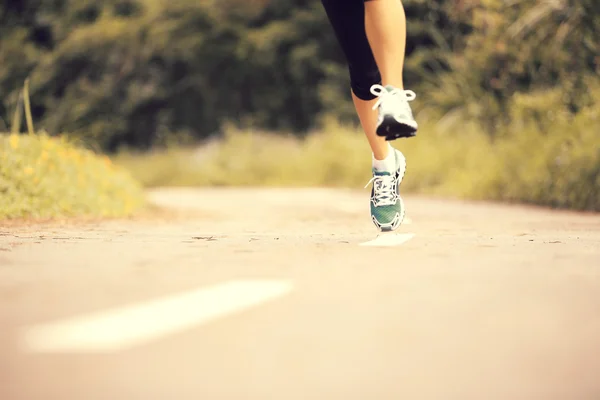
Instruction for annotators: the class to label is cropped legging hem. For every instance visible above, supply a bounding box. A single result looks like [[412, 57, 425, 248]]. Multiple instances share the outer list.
[[321, 0, 381, 101]]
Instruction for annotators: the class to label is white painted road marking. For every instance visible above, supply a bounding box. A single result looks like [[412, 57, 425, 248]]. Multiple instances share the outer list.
[[21, 279, 293, 353], [360, 233, 416, 247]]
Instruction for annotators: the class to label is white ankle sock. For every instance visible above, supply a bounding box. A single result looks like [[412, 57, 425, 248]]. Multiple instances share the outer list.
[[372, 144, 396, 172]]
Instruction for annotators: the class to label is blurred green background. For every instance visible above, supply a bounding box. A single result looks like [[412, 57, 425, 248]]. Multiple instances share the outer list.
[[1, 0, 599, 218]]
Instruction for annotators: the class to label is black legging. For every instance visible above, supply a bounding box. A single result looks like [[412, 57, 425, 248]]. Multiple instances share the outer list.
[[321, 0, 381, 101]]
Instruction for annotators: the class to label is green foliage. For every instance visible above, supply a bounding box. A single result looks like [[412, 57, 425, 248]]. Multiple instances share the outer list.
[[426, 0, 600, 132], [1, 0, 335, 150], [1, 0, 473, 151]]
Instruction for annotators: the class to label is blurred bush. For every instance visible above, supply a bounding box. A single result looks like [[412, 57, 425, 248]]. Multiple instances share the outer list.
[[0, 131, 145, 219], [425, 0, 599, 134], [1, 0, 337, 150]]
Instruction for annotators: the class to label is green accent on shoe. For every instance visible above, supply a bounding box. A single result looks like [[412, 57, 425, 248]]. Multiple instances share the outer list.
[[365, 149, 407, 232]]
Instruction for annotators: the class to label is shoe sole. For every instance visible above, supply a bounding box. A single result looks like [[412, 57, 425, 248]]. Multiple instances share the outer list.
[[376, 115, 418, 141], [377, 196, 405, 233]]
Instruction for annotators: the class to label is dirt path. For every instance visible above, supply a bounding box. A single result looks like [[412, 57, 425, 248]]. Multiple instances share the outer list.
[[1, 188, 599, 400]]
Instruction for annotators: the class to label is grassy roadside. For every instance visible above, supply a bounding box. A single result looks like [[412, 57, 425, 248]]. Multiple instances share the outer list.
[[114, 115, 600, 212], [0, 132, 145, 220]]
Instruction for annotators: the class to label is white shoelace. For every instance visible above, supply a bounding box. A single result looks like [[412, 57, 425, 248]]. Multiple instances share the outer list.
[[370, 84, 416, 111], [364, 174, 398, 206]]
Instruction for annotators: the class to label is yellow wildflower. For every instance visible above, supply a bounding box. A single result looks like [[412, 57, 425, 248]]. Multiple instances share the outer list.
[[9, 134, 19, 149], [24, 166, 34, 175]]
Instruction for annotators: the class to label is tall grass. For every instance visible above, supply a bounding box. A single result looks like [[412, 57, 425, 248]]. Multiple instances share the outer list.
[[115, 112, 600, 211]]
